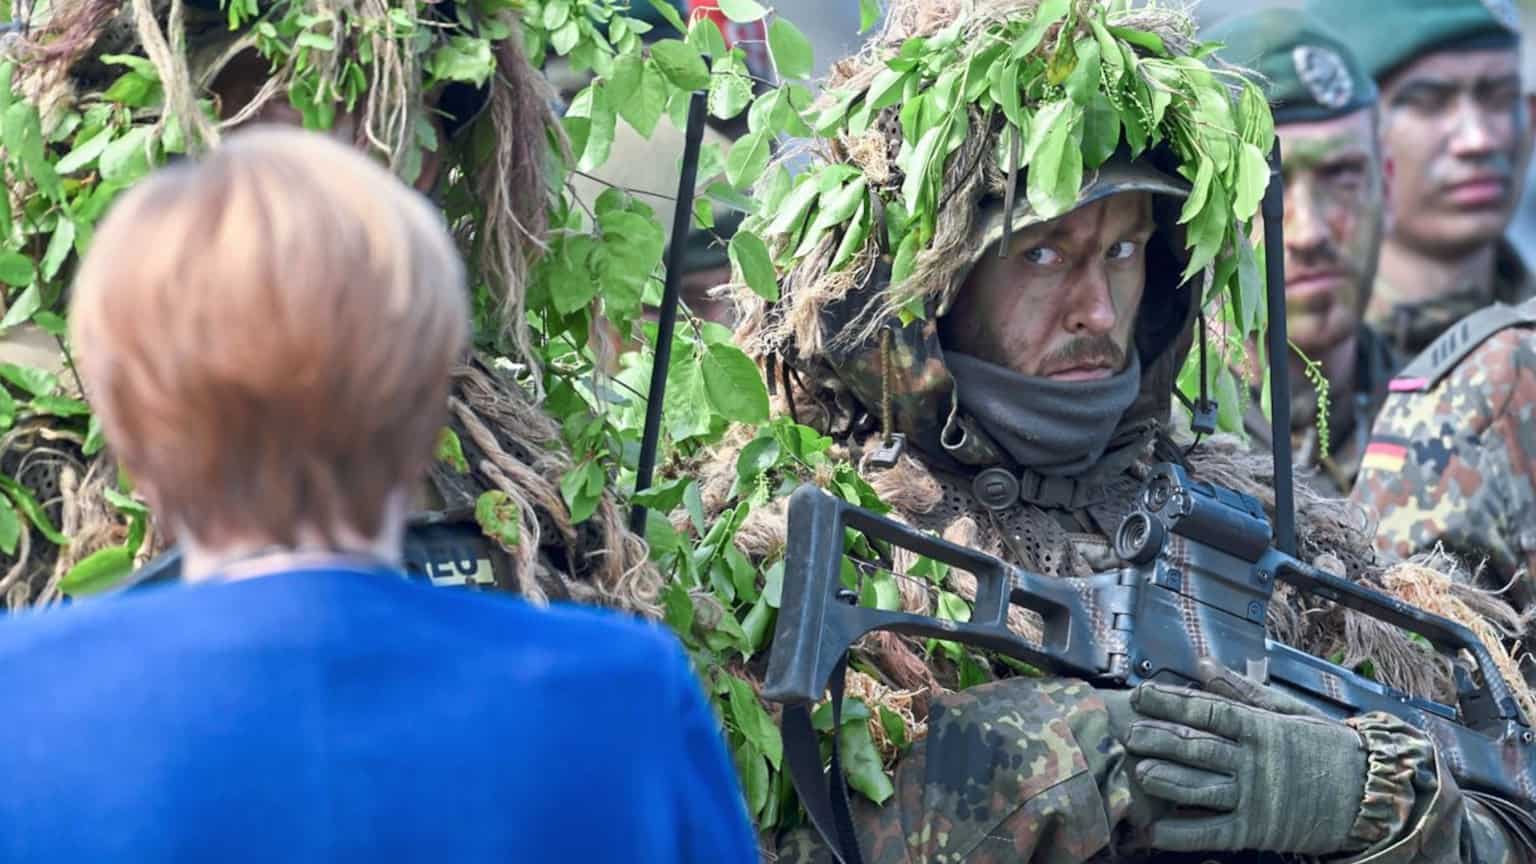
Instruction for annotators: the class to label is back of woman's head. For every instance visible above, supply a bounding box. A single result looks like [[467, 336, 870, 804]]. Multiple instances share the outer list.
[[70, 125, 469, 549]]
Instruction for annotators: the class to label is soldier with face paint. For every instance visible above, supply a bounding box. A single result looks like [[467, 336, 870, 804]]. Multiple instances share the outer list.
[[1311, 0, 1536, 360], [709, 2, 1536, 862], [1342, 1, 1536, 639], [1211, 10, 1394, 496]]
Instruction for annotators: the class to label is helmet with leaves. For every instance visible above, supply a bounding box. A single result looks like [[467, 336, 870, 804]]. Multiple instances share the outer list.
[[731, 0, 1276, 466]]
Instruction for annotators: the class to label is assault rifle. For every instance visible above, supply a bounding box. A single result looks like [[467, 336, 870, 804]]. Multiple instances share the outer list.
[[763, 463, 1536, 864]]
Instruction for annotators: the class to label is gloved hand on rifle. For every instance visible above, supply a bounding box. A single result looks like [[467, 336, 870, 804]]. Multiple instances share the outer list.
[[1113, 657, 1373, 856]]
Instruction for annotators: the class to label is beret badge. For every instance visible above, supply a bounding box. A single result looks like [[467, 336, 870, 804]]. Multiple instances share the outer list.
[[1292, 44, 1354, 110], [1482, 0, 1520, 32]]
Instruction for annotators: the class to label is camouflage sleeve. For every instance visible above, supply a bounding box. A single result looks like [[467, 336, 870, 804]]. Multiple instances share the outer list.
[[1353, 329, 1536, 598], [774, 677, 1135, 864], [1339, 714, 1533, 864]]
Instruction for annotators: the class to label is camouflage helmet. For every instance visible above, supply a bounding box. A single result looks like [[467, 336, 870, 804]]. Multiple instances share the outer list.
[[733, 0, 1273, 466]]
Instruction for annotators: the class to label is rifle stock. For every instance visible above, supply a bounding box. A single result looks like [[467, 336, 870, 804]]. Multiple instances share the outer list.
[[763, 463, 1536, 817]]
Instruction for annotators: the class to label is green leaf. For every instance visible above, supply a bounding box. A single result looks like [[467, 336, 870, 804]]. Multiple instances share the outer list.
[[1046, 22, 1078, 86], [41, 218, 75, 281], [429, 35, 495, 87], [0, 252, 33, 288], [709, 72, 753, 120], [866, 67, 910, 112], [729, 230, 778, 300], [901, 124, 945, 214], [997, 60, 1022, 130], [1025, 104, 1081, 218], [0, 284, 40, 330], [1107, 25, 1167, 57], [31, 311, 65, 338], [29, 395, 90, 417], [859, 0, 881, 32], [475, 489, 523, 549], [1081, 89, 1121, 170], [295, 31, 336, 50], [632, 476, 695, 512], [551, 19, 581, 55], [889, 229, 921, 287], [436, 427, 469, 473], [830, 199, 869, 271], [736, 435, 781, 483], [1179, 157, 1214, 225], [0, 501, 16, 555], [619, 62, 668, 137], [724, 130, 772, 190], [1064, 38, 1101, 106], [1233, 141, 1269, 221], [688, 16, 729, 60], [56, 127, 114, 175], [0, 362, 58, 397], [662, 581, 696, 640], [0, 475, 66, 545], [559, 458, 606, 525], [102, 488, 148, 516], [642, 0, 685, 33], [83, 415, 105, 456], [651, 40, 710, 91], [878, 706, 909, 750], [734, 740, 771, 820], [542, 0, 570, 30], [839, 716, 894, 804], [767, 175, 821, 236], [1012, 0, 1068, 58], [1091, 16, 1124, 82], [61, 546, 133, 597], [725, 674, 783, 769], [718, 0, 767, 23], [701, 342, 769, 423], [99, 126, 153, 185], [768, 18, 814, 79]]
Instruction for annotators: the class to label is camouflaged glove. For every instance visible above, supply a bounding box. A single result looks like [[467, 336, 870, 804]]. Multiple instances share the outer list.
[[1123, 661, 1370, 855]]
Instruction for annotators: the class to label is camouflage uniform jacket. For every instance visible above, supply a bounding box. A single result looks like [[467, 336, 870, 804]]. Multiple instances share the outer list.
[[1244, 326, 1397, 497], [1353, 297, 1536, 616], [1369, 240, 1535, 364], [775, 432, 1526, 864]]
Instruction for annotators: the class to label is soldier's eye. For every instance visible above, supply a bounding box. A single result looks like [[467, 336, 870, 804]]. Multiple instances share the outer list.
[[1106, 241, 1138, 260], [1024, 246, 1062, 265]]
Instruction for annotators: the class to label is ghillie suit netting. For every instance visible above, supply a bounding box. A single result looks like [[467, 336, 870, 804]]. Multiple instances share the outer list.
[[660, 0, 1536, 820], [0, 0, 665, 614]]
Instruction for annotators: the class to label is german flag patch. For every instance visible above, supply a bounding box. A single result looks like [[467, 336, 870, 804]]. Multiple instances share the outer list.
[[1361, 437, 1409, 473]]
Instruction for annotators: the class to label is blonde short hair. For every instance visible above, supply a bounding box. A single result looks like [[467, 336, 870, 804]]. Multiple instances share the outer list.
[[70, 126, 468, 547]]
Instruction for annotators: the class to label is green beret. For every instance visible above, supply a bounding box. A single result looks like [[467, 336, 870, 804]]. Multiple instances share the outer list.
[[1210, 9, 1377, 124], [1305, 0, 1520, 82]]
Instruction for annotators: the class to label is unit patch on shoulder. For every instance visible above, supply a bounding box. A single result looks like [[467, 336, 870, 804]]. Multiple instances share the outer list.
[[1292, 44, 1353, 110]]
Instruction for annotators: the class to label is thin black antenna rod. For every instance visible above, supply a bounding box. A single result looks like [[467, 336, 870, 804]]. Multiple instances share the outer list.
[[630, 88, 709, 535], [1262, 138, 1296, 556]]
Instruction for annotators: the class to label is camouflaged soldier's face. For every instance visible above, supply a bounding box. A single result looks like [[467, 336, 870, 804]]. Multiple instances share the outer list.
[[1273, 107, 1386, 360], [1380, 48, 1529, 256], [939, 193, 1152, 380]]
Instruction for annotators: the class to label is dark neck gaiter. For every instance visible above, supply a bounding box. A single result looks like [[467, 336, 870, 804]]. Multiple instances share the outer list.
[[946, 350, 1142, 477]]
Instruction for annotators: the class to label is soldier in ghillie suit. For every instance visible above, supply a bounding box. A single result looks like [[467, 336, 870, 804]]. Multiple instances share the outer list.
[[1210, 10, 1397, 497], [0, 0, 659, 613], [1309, 0, 1536, 361], [694, 0, 1536, 860]]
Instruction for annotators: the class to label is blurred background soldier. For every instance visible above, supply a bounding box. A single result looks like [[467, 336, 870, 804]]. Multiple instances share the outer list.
[[1212, 10, 1395, 496], [1311, 0, 1536, 359]]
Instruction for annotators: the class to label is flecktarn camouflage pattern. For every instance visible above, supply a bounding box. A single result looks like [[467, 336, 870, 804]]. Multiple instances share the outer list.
[[699, 0, 1536, 859], [1355, 298, 1536, 618]]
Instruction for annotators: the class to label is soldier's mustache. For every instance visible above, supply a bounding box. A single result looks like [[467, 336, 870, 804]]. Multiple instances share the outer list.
[[1039, 335, 1127, 374]]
